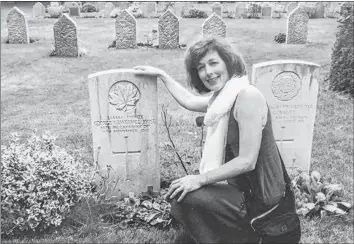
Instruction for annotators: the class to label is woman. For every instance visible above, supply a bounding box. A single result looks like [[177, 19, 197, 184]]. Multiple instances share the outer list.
[[134, 36, 300, 244]]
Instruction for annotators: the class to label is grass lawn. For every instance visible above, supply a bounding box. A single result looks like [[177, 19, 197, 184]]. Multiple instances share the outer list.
[[1, 2, 353, 243]]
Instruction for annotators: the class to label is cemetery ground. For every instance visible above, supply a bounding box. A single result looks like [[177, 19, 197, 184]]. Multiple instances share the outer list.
[[1, 3, 353, 244]]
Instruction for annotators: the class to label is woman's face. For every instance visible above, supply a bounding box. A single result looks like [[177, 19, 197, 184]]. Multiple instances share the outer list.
[[197, 50, 230, 92]]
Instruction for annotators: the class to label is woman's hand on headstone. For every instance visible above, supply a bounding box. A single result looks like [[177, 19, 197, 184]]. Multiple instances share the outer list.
[[165, 175, 204, 202], [133, 65, 165, 77]]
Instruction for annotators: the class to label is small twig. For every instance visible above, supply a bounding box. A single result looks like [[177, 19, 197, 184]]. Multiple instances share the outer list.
[[161, 105, 189, 175]]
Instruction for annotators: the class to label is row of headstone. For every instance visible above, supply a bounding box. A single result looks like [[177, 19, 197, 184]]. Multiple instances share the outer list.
[[88, 59, 319, 198]]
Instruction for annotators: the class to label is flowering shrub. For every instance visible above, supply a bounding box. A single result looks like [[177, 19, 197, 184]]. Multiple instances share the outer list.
[[1, 131, 94, 236]]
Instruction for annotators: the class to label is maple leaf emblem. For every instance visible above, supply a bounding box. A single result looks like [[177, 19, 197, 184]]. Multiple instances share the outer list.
[[109, 81, 140, 112]]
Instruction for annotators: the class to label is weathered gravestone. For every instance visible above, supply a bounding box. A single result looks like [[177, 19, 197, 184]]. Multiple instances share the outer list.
[[251, 60, 320, 172], [69, 2, 80, 17], [53, 14, 78, 57], [235, 2, 246, 18], [88, 69, 159, 198], [202, 13, 226, 38], [314, 2, 325, 18], [261, 4, 272, 18], [158, 10, 179, 49], [104, 2, 115, 17], [287, 2, 298, 15], [33, 2, 45, 18], [115, 10, 136, 49], [286, 7, 309, 44], [212, 2, 223, 17], [6, 7, 29, 44]]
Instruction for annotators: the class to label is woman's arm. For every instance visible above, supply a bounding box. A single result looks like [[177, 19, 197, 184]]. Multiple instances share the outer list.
[[134, 66, 211, 112], [201, 86, 268, 184]]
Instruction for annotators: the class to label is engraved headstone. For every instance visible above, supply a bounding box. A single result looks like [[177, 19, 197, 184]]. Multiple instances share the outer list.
[[251, 60, 320, 172], [314, 2, 325, 18], [88, 69, 159, 198], [33, 2, 45, 18], [235, 2, 246, 18], [6, 7, 29, 44], [53, 14, 78, 57], [287, 2, 298, 15], [158, 10, 179, 49], [202, 13, 226, 38], [104, 2, 115, 17], [115, 10, 136, 49], [69, 2, 80, 17], [261, 4, 272, 18], [212, 2, 222, 17], [286, 7, 309, 44]]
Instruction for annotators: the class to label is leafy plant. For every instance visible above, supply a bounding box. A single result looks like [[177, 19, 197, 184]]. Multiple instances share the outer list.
[[274, 32, 286, 43], [81, 3, 96, 13], [183, 9, 208, 18], [1, 131, 94, 237], [46, 6, 64, 18]]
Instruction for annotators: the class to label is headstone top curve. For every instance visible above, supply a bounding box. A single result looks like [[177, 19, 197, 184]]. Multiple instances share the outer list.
[[88, 69, 138, 79], [252, 60, 320, 69]]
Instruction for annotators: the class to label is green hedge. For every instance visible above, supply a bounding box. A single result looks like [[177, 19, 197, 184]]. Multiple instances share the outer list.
[[329, 6, 354, 97]]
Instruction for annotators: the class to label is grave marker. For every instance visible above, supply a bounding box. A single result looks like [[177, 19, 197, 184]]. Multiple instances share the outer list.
[[251, 60, 319, 172], [212, 2, 222, 17], [104, 2, 115, 18], [33, 2, 45, 18], [202, 13, 226, 38], [158, 10, 179, 49], [69, 2, 80, 17], [261, 4, 272, 18], [53, 14, 78, 57], [286, 6, 309, 44], [88, 69, 159, 198], [6, 7, 29, 44], [314, 2, 325, 18], [115, 10, 137, 49], [235, 2, 246, 18]]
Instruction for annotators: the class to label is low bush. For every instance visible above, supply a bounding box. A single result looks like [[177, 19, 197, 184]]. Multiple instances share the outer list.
[[274, 32, 286, 43], [81, 3, 96, 13], [47, 6, 64, 18], [183, 9, 208, 18], [1, 131, 94, 237]]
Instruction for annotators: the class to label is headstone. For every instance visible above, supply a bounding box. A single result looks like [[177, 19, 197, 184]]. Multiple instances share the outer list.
[[33, 2, 45, 18], [251, 60, 320, 172], [50, 1, 60, 7], [88, 69, 159, 198], [6, 7, 29, 44], [212, 2, 222, 17], [115, 1, 130, 10], [314, 2, 325, 18], [235, 2, 246, 18], [53, 14, 78, 57], [287, 2, 298, 15], [69, 2, 80, 17], [115, 10, 136, 49], [104, 2, 115, 17], [202, 13, 226, 38], [141, 2, 156, 18], [286, 7, 309, 44], [95, 2, 106, 12], [261, 4, 272, 18], [158, 10, 179, 49]]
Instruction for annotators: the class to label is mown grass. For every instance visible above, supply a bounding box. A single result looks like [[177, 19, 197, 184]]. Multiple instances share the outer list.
[[1, 2, 353, 243]]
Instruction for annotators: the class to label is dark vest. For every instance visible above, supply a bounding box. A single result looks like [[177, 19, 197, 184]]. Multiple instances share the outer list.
[[225, 99, 286, 215]]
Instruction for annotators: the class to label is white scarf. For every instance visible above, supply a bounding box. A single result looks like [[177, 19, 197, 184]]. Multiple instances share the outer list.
[[199, 76, 250, 174]]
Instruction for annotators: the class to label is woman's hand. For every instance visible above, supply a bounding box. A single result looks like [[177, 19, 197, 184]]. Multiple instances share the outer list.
[[133, 65, 166, 77], [165, 175, 206, 202]]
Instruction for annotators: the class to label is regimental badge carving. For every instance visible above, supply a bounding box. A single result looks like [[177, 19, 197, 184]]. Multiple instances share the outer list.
[[108, 81, 140, 112], [272, 72, 301, 101]]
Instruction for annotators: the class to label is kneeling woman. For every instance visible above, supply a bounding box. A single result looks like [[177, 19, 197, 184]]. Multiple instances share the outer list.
[[134, 36, 300, 244]]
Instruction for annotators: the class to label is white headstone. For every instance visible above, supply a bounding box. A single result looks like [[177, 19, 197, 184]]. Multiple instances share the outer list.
[[158, 10, 179, 49], [33, 2, 45, 18], [286, 6, 309, 44], [115, 10, 137, 49], [251, 60, 320, 172], [212, 2, 223, 17], [88, 69, 159, 198], [235, 2, 246, 18], [95, 2, 106, 12], [6, 7, 29, 44], [53, 14, 78, 57], [314, 2, 325, 18], [202, 13, 226, 38]]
